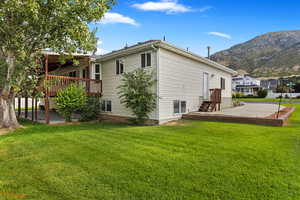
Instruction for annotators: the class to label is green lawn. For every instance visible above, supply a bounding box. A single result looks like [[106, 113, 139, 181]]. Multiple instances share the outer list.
[[238, 98, 300, 102], [1, 106, 300, 200]]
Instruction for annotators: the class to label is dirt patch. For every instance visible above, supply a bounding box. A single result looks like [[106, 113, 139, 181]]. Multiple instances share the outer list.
[[163, 120, 187, 126], [0, 129, 10, 135]]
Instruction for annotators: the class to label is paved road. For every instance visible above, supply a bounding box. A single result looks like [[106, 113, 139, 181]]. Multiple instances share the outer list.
[[242, 101, 300, 105]]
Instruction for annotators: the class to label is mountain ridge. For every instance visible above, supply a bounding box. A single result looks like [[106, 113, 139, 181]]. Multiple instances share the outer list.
[[211, 30, 300, 77]]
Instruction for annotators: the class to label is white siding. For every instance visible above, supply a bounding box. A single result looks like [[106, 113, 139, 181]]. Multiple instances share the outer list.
[[100, 51, 158, 120], [158, 48, 232, 123]]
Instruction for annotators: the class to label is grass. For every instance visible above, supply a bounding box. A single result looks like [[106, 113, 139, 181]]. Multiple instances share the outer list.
[[1, 105, 300, 200], [238, 98, 300, 102]]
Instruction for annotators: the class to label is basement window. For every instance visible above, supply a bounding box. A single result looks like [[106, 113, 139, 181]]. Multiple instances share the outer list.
[[173, 100, 187, 114], [101, 100, 112, 112]]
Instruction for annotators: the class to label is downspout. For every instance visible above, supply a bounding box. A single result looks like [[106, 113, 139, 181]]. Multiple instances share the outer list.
[[151, 45, 160, 123]]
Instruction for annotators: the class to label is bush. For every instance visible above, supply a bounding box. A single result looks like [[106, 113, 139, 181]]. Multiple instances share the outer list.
[[56, 83, 86, 122], [233, 93, 244, 98], [257, 89, 268, 98], [118, 68, 157, 125], [296, 95, 300, 99], [78, 96, 101, 122]]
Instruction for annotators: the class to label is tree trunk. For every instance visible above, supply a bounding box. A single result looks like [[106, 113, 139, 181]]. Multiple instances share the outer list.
[[0, 52, 21, 129], [0, 96, 21, 129]]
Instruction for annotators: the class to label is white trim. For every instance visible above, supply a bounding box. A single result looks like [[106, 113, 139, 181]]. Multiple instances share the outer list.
[[156, 48, 160, 121], [203, 72, 209, 100], [173, 100, 187, 115], [94, 63, 102, 80]]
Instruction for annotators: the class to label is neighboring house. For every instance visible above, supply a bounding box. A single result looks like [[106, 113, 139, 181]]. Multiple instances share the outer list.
[[260, 78, 279, 92], [232, 74, 261, 96], [40, 40, 235, 124]]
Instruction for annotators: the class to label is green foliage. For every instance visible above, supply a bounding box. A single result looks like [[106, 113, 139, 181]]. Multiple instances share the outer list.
[[0, 0, 115, 127], [78, 96, 101, 122], [257, 89, 268, 98], [232, 93, 244, 98], [118, 68, 157, 124], [56, 84, 86, 122]]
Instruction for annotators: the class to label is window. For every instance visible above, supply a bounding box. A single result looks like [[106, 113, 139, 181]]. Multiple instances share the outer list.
[[101, 100, 112, 112], [181, 101, 186, 113], [69, 71, 77, 77], [173, 100, 180, 114], [82, 69, 86, 78], [141, 52, 151, 68], [94, 63, 101, 80], [221, 77, 226, 90], [116, 59, 124, 75], [173, 100, 187, 114]]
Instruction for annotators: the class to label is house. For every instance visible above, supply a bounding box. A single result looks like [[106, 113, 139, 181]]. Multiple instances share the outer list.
[[37, 40, 235, 124], [95, 40, 235, 124], [260, 78, 279, 92], [232, 74, 261, 96]]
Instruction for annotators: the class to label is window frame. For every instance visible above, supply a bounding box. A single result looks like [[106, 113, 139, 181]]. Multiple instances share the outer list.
[[173, 100, 187, 114], [221, 77, 226, 90], [101, 100, 112, 112], [116, 59, 124, 75], [141, 52, 152, 68], [94, 63, 101, 80], [69, 71, 77, 77]]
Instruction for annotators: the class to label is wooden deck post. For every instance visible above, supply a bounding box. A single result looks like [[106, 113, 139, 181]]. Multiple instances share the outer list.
[[86, 57, 91, 95], [45, 55, 50, 124], [17, 97, 21, 118], [25, 96, 28, 119], [31, 97, 34, 121], [35, 97, 38, 121]]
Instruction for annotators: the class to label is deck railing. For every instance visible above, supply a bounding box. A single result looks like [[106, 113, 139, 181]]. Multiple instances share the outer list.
[[210, 88, 222, 103], [46, 75, 102, 97]]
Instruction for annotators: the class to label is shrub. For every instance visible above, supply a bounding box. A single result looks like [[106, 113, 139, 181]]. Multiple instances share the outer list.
[[233, 93, 244, 98], [296, 95, 300, 99], [257, 89, 268, 98], [56, 83, 86, 122], [78, 96, 101, 122], [118, 68, 157, 125]]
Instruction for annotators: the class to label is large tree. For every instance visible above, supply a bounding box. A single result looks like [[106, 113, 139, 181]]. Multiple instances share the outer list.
[[0, 0, 114, 129]]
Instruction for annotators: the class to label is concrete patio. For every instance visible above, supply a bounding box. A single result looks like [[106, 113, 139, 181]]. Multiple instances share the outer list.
[[196, 103, 285, 118], [183, 103, 294, 126], [18, 110, 80, 124]]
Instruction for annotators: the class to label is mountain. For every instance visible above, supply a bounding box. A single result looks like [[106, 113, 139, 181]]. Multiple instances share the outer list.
[[211, 30, 300, 77]]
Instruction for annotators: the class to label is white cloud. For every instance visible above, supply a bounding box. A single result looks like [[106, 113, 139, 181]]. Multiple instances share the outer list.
[[96, 48, 109, 55], [199, 6, 213, 12], [96, 12, 139, 26], [208, 32, 232, 39], [95, 40, 109, 55], [132, 0, 193, 14]]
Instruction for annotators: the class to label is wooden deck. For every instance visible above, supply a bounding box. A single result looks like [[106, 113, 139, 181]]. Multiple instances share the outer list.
[[46, 75, 102, 97]]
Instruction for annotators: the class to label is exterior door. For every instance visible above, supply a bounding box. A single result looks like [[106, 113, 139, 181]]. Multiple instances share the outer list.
[[203, 72, 209, 100]]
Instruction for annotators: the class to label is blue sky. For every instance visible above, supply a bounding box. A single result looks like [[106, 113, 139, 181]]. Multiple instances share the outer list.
[[89, 0, 300, 56]]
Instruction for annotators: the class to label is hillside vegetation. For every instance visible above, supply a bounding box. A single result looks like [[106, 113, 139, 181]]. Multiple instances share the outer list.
[[211, 30, 300, 77]]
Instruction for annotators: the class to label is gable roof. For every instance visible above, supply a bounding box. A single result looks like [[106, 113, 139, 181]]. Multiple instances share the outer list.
[[96, 40, 237, 75]]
